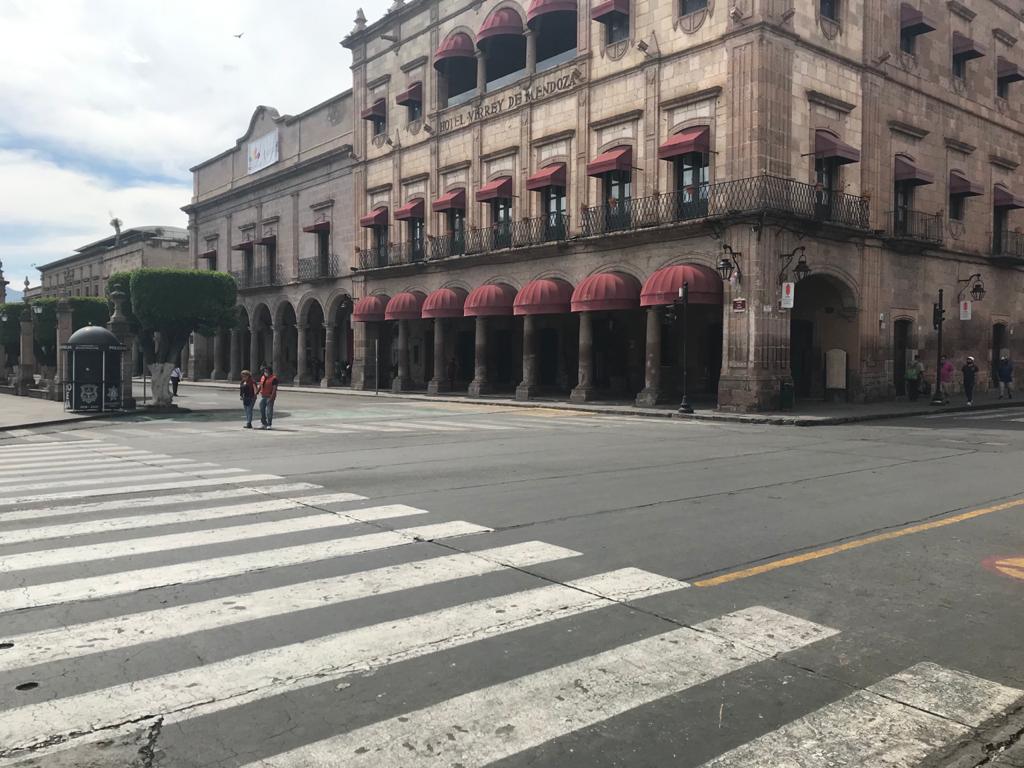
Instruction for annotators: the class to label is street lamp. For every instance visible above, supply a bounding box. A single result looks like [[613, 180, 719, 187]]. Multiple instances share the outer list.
[[778, 246, 810, 284], [674, 282, 693, 415], [957, 273, 986, 303], [32, 304, 42, 316], [717, 245, 742, 284]]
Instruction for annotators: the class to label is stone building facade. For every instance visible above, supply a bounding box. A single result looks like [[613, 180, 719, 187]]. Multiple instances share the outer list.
[[183, 94, 356, 385], [37, 226, 190, 299], [339, 0, 1024, 410]]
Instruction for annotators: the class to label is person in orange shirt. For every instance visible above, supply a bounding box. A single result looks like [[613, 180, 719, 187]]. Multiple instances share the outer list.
[[257, 365, 279, 430]]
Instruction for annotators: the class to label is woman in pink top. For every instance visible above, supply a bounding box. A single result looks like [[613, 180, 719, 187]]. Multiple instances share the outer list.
[[939, 355, 955, 403]]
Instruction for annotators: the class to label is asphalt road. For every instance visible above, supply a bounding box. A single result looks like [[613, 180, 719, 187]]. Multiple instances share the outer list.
[[0, 385, 1022, 767]]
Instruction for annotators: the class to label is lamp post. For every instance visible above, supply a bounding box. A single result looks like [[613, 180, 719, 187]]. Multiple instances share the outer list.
[[675, 282, 693, 414], [929, 288, 946, 406]]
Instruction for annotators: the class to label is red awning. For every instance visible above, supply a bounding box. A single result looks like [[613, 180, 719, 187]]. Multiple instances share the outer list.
[[900, 3, 936, 36], [422, 287, 468, 319], [815, 131, 860, 165], [231, 241, 254, 251], [396, 82, 423, 106], [994, 186, 1024, 210], [360, 99, 386, 121], [254, 234, 277, 245], [527, 0, 578, 24], [570, 272, 640, 312], [464, 283, 517, 317], [894, 156, 934, 186], [513, 278, 573, 316], [525, 163, 567, 191], [476, 176, 513, 203], [359, 207, 389, 228], [998, 57, 1024, 83], [384, 291, 426, 321], [394, 198, 425, 221], [949, 172, 983, 197], [352, 294, 390, 323], [640, 264, 723, 307], [434, 32, 475, 67], [591, 0, 628, 22], [586, 145, 632, 177], [953, 32, 986, 61], [658, 126, 710, 161], [199, 249, 217, 260], [302, 222, 330, 233], [432, 188, 466, 212], [477, 7, 524, 45]]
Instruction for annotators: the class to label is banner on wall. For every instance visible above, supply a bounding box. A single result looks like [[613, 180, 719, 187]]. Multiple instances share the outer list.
[[247, 130, 279, 174]]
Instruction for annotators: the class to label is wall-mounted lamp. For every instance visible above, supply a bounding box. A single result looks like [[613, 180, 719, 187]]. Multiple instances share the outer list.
[[957, 272, 986, 302], [778, 246, 810, 285], [717, 244, 742, 284]]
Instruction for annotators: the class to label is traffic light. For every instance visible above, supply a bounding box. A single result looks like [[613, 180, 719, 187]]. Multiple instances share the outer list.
[[932, 302, 945, 330]]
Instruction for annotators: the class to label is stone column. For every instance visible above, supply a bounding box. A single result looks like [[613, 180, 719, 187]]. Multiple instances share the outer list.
[[516, 315, 538, 400], [393, 319, 413, 391], [525, 28, 537, 75], [350, 321, 378, 390], [211, 332, 226, 380], [17, 314, 34, 394], [297, 324, 310, 384], [55, 298, 73, 400], [635, 306, 662, 407], [249, 326, 261, 373], [228, 329, 242, 381], [271, 324, 282, 375], [427, 318, 449, 394], [468, 315, 490, 396], [108, 291, 136, 410], [476, 50, 487, 94], [570, 311, 594, 402], [322, 324, 337, 387]]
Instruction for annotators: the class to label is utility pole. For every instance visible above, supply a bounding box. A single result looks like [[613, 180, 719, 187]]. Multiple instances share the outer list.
[[930, 288, 945, 406]]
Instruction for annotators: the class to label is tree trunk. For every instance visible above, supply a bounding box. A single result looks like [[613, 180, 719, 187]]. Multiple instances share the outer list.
[[149, 362, 175, 406]]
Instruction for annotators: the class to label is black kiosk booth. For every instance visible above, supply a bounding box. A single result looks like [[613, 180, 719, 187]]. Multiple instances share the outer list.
[[63, 325, 126, 412]]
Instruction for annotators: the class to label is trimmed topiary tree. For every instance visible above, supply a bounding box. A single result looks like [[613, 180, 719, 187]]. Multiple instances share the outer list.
[[0, 303, 24, 368], [120, 269, 237, 406]]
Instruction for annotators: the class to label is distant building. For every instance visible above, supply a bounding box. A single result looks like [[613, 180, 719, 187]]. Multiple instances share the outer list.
[[37, 226, 190, 299]]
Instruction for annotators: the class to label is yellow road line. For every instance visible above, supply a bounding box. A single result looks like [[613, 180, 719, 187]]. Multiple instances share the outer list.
[[695, 496, 1024, 588]]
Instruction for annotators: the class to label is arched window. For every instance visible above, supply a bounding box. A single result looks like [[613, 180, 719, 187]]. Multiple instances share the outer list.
[[433, 32, 477, 108], [477, 7, 527, 92], [527, 0, 577, 71]]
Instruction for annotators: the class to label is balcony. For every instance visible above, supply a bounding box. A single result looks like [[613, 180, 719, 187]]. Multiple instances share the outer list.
[[297, 255, 341, 281], [580, 175, 871, 238], [356, 215, 570, 270], [991, 230, 1024, 263], [886, 210, 944, 244], [231, 264, 282, 290]]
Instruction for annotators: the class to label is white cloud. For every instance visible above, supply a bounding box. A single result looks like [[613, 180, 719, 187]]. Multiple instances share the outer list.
[[0, 0, 392, 285]]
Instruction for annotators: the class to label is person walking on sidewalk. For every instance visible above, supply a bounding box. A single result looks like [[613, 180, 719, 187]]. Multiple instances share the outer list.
[[997, 356, 1014, 399], [170, 365, 182, 397], [939, 356, 954, 403], [962, 356, 979, 406], [905, 355, 924, 401], [257, 366, 279, 430], [239, 370, 256, 429]]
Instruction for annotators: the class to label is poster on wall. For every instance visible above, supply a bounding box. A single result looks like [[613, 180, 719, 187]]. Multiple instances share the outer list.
[[960, 300, 972, 320], [247, 130, 279, 174], [780, 282, 795, 309]]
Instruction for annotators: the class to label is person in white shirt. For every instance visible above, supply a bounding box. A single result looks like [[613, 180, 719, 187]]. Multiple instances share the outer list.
[[170, 366, 182, 397]]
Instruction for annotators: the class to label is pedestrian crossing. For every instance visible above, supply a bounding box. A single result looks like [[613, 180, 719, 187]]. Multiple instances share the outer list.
[[0, 437, 1019, 766]]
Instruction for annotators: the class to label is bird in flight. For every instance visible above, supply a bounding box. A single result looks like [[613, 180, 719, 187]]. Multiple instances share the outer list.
[[234, 32, 244, 38]]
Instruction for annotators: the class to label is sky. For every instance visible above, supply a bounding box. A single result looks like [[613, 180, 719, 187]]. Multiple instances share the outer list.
[[0, 0, 391, 290]]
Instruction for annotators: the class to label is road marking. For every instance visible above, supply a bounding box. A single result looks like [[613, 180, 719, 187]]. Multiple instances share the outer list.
[[695, 496, 1024, 588], [983, 554, 1024, 582], [0, 521, 491, 611], [0, 473, 285, 507], [424, 420, 517, 431], [0, 483, 322, 523], [0, 453, 183, 473], [0, 493, 368, 545], [0, 568, 688, 753], [0, 459, 216, 480], [0, 541, 580, 671], [1, 466, 250, 493], [330, 423, 410, 433], [0, 506, 430, 572], [242, 606, 834, 768], [702, 663, 1023, 767], [0, 444, 124, 459]]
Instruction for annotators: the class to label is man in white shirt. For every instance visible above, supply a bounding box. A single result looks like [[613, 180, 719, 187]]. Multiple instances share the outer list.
[[170, 365, 182, 397]]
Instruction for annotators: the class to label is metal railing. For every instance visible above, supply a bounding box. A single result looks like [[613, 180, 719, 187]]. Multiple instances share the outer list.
[[992, 230, 1024, 260], [231, 264, 282, 289], [580, 175, 871, 237], [886, 210, 943, 243], [297, 254, 340, 281], [429, 232, 467, 260], [356, 241, 427, 269]]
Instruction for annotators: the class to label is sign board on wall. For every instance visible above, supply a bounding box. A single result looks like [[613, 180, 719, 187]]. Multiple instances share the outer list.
[[732, 299, 747, 313], [960, 300, 972, 321], [780, 282, 795, 309], [247, 130, 279, 174]]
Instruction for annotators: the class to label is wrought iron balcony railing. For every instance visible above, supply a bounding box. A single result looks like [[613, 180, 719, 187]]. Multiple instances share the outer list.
[[992, 230, 1024, 261], [429, 232, 467, 260], [580, 175, 871, 237], [886, 210, 944, 244], [356, 241, 427, 269], [297, 254, 341, 281], [231, 264, 282, 289]]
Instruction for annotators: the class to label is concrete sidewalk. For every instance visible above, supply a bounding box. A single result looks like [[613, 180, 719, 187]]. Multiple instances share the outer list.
[[0, 393, 102, 431], [164, 378, 1021, 426]]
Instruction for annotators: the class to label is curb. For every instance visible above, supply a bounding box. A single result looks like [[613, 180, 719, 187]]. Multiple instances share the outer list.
[[0, 411, 130, 433], [160, 379, 1021, 426]]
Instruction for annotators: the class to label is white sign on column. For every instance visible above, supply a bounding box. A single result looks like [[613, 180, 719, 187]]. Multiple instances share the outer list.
[[780, 281, 795, 309], [960, 300, 972, 320], [247, 130, 279, 174]]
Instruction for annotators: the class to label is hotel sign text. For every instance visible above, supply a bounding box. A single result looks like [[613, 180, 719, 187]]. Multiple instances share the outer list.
[[438, 69, 584, 134]]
